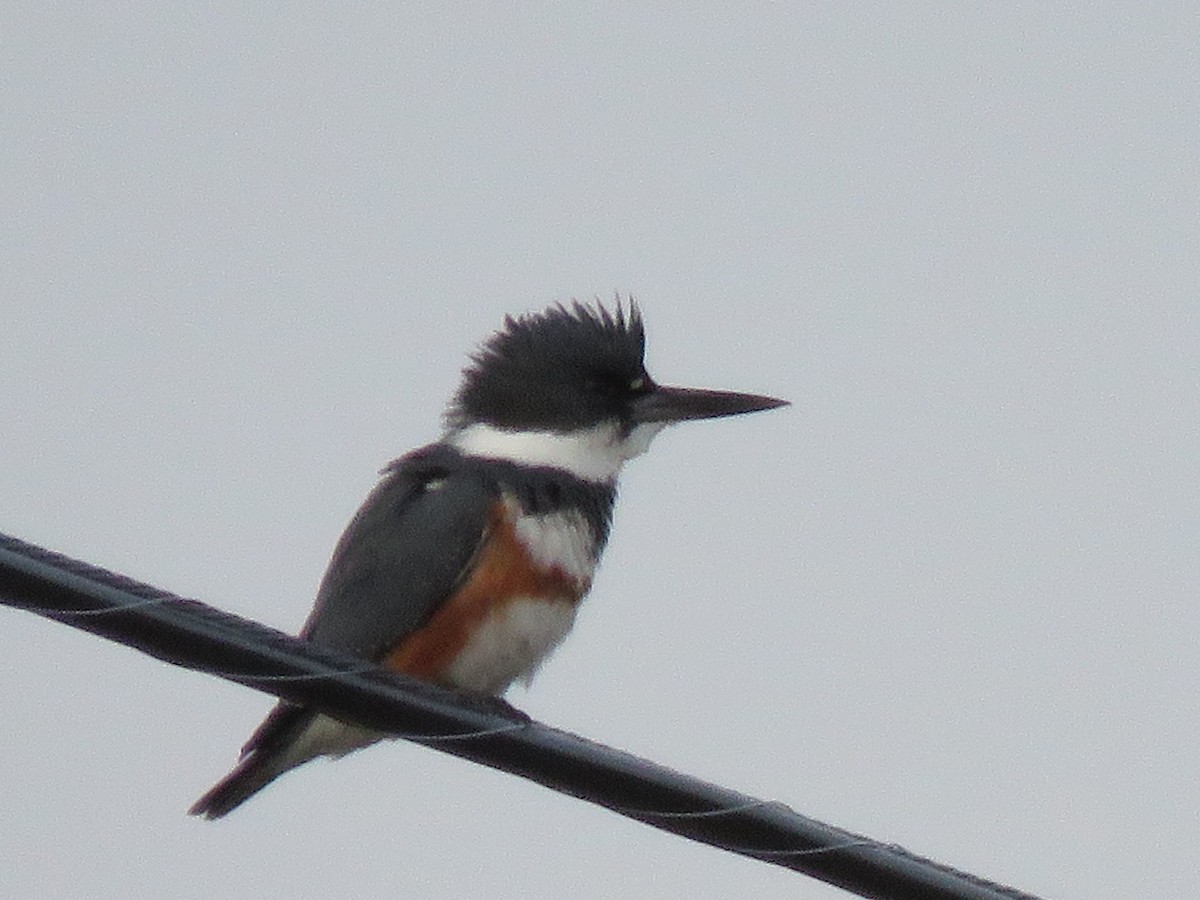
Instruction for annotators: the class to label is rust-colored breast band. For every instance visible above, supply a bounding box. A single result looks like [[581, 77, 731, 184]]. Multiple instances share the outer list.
[[380, 500, 583, 682]]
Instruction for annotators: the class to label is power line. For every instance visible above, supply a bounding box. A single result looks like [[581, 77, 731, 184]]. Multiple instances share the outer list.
[[0, 531, 1041, 900]]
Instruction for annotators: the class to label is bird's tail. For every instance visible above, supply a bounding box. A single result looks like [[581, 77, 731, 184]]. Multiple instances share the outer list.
[[188, 747, 289, 819], [190, 703, 382, 819], [189, 703, 315, 819]]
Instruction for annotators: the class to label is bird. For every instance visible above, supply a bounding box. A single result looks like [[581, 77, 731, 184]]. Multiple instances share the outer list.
[[190, 300, 787, 818]]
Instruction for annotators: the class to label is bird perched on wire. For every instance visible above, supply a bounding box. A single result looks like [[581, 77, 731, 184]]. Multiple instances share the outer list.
[[190, 301, 787, 818]]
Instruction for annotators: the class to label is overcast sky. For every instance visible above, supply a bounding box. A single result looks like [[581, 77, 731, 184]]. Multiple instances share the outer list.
[[2, 5, 1197, 899]]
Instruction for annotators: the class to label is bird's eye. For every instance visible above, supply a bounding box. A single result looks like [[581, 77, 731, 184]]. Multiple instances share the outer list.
[[584, 371, 649, 398], [629, 374, 654, 393]]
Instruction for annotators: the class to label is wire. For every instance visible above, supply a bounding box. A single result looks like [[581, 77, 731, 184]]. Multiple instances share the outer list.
[[0, 531, 1043, 900]]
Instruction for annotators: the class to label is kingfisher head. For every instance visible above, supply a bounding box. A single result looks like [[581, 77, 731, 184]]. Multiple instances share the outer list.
[[446, 301, 787, 482]]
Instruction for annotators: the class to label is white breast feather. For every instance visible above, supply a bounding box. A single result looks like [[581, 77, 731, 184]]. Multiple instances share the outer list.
[[443, 502, 597, 693], [510, 504, 598, 586], [442, 598, 578, 694]]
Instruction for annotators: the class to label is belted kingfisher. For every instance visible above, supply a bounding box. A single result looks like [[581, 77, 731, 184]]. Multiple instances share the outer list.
[[190, 301, 786, 818]]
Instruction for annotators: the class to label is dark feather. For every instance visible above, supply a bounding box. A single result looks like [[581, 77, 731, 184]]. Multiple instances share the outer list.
[[299, 443, 498, 659]]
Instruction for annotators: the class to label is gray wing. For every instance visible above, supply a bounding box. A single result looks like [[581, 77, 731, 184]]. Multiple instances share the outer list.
[[188, 447, 498, 818], [299, 444, 497, 660]]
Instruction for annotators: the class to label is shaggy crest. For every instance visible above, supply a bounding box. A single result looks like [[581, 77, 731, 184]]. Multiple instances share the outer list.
[[447, 300, 649, 432]]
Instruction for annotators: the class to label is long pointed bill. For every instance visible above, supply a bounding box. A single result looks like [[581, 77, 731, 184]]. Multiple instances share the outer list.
[[631, 385, 789, 425]]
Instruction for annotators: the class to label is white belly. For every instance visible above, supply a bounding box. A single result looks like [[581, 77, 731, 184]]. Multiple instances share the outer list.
[[442, 596, 579, 694]]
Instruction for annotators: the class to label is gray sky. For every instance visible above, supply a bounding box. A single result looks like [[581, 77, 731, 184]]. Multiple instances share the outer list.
[[2, 5, 1197, 899]]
